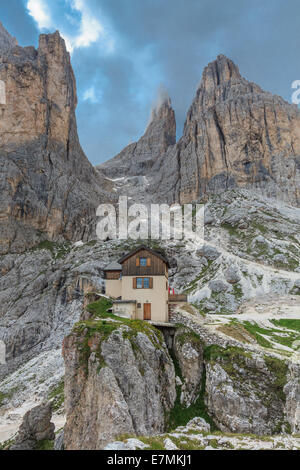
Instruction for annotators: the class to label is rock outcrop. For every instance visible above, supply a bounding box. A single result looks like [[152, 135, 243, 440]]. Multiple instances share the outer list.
[[170, 308, 300, 436], [0, 26, 112, 255], [10, 402, 55, 450], [63, 314, 176, 450], [173, 327, 203, 407], [0, 21, 17, 55], [204, 345, 289, 435]]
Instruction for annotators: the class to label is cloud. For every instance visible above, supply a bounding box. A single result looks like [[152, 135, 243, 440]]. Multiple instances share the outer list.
[[83, 86, 101, 104], [26, 0, 113, 54], [27, 0, 51, 30], [63, 0, 109, 53]]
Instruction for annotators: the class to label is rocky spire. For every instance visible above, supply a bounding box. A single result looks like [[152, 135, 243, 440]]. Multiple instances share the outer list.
[[0, 21, 17, 55], [0, 28, 109, 254], [200, 54, 241, 91], [144, 88, 176, 148], [99, 87, 176, 180]]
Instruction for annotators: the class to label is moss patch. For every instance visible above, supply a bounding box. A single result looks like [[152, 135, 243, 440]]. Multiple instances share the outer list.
[[264, 356, 288, 402], [33, 241, 71, 259], [35, 439, 54, 450]]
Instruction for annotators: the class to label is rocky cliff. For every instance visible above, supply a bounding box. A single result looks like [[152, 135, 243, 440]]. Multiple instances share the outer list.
[[0, 26, 112, 255], [0, 21, 17, 55], [63, 305, 176, 450]]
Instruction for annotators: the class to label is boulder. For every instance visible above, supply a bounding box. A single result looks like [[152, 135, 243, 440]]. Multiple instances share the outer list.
[[10, 402, 55, 450], [209, 280, 229, 293], [186, 417, 210, 433], [196, 245, 221, 261], [224, 266, 241, 284]]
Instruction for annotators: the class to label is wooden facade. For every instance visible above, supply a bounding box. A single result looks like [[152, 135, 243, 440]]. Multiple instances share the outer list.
[[121, 248, 168, 277], [105, 270, 121, 280]]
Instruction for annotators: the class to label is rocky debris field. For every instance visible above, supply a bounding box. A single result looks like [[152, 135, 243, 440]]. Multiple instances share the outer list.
[[105, 417, 300, 451]]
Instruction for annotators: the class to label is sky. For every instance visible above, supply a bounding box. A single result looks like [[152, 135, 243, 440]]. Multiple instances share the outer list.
[[0, 0, 300, 165]]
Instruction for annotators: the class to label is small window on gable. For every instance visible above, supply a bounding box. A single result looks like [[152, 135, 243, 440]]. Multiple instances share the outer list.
[[140, 258, 147, 266]]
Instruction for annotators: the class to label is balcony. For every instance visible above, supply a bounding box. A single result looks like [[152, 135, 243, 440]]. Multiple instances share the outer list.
[[168, 293, 187, 302]]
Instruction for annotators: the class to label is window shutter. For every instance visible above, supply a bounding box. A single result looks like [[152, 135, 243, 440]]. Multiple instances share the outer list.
[[147, 257, 151, 267], [133, 278, 137, 289], [136, 258, 140, 267], [149, 278, 153, 289]]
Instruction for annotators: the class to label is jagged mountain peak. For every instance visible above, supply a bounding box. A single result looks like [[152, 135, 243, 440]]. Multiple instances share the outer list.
[[146, 85, 173, 129], [145, 89, 175, 140], [38, 30, 68, 56], [201, 54, 241, 88]]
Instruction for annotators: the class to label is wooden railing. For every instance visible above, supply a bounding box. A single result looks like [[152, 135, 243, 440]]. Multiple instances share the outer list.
[[168, 294, 187, 302]]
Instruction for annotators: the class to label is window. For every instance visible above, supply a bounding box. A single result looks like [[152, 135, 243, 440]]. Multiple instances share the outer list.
[[137, 303, 141, 308], [133, 277, 153, 289], [140, 258, 147, 266]]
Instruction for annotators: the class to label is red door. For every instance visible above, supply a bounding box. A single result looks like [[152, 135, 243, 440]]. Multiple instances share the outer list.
[[143, 303, 151, 320]]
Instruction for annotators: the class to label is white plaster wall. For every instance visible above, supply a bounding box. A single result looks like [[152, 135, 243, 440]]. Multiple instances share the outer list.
[[122, 275, 168, 322], [112, 303, 136, 319], [106, 279, 122, 299]]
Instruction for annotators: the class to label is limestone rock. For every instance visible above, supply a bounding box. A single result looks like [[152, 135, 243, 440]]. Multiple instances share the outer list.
[[104, 439, 149, 450], [176, 55, 300, 206], [173, 327, 203, 407], [224, 266, 241, 284], [186, 417, 210, 433], [205, 348, 288, 435], [209, 279, 229, 293], [54, 430, 64, 450], [0, 21, 17, 56], [164, 437, 178, 450], [284, 363, 300, 434], [63, 322, 176, 450], [0, 29, 112, 255], [196, 245, 221, 261], [10, 402, 55, 450]]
